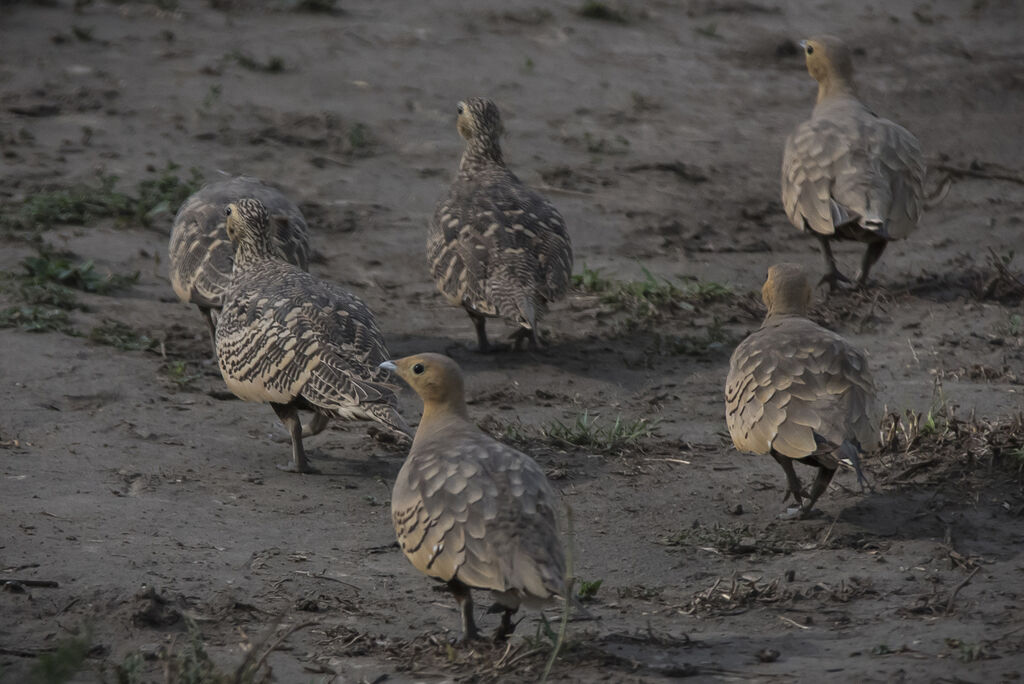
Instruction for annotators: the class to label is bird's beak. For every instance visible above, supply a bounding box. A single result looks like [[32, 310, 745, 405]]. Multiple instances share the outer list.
[[798, 39, 808, 50], [378, 360, 397, 372]]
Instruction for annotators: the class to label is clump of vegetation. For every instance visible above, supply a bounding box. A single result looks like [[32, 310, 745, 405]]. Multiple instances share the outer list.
[[582, 132, 630, 155], [577, 0, 627, 23], [162, 360, 203, 389], [0, 164, 202, 234], [345, 122, 377, 158], [89, 320, 158, 352], [543, 409, 658, 452], [231, 51, 286, 73], [574, 265, 733, 323], [577, 578, 603, 601], [28, 633, 93, 684], [0, 305, 72, 333], [20, 250, 138, 295]]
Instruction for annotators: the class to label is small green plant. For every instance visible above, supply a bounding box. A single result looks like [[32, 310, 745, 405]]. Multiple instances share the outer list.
[[577, 0, 627, 23], [346, 122, 377, 157], [134, 163, 204, 224], [695, 23, 721, 39], [543, 410, 658, 452], [577, 578, 603, 601], [582, 131, 629, 155], [89, 321, 157, 352], [0, 305, 72, 333], [29, 633, 92, 684], [20, 251, 138, 295], [162, 360, 203, 389], [71, 25, 94, 41], [231, 51, 286, 73], [572, 264, 612, 293], [201, 84, 222, 110]]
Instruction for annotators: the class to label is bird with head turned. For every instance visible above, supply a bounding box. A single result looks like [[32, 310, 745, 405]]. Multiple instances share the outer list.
[[782, 34, 925, 290], [381, 352, 565, 641], [168, 176, 310, 356], [725, 263, 878, 519], [428, 97, 573, 352], [214, 198, 409, 474]]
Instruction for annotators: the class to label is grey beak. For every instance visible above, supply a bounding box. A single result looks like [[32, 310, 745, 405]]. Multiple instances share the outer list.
[[378, 360, 397, 372], [798, 39, 808, 49]]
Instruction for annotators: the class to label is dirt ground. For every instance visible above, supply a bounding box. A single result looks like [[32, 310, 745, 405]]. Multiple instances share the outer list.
[[2, 0, 1024, 682]]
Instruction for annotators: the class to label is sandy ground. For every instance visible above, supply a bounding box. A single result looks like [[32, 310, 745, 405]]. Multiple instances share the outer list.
[[2, 0, 1024, 682]]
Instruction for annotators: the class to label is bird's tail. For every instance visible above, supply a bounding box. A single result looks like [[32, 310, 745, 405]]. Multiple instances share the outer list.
[[368, 404, 413, 443]]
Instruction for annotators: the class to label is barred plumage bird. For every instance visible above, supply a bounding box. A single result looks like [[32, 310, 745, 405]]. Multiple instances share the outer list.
[[169, 176, 310, 351], [725, 264, 877, 519], [782, 35, 925, 289], [381, 353, 565, 640], [215, 198, 409, 473], [429, 98, 573, 351]]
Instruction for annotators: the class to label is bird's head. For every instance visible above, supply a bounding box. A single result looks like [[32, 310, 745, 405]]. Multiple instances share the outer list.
[[380, 353, 466, 410], [800, 35, 854, 86], [762, 263, 813, 316]]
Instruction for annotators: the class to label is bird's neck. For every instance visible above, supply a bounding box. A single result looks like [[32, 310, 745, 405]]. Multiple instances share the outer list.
[[459, 139, 504, 172], [416, 401, 473, 443], [232, 240, 275, 272], [816, 75, 857, 105]]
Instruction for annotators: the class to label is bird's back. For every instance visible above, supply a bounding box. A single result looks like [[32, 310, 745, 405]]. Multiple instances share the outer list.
[[782, 96, 925, 240], [725, 315, 877, 461], [429, 164, 572, 325], [170, 177, 310, 309], [392, 418, 565, 603]]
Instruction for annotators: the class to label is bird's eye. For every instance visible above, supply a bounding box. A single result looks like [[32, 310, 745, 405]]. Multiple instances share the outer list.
[[224, 206, 232, 217], [806, 45, 814, 55], [457, 103, 464, 115], [412, 363, 425, 375]]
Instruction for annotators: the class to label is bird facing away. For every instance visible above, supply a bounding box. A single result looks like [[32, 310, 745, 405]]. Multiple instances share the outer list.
[[781, 35, 925, 289], [169, 176, 311, 353], [428, 98, 573, 352], [215, 198, 409, 473], [725, 264, 878, 519], [382, 353, 565, 641]]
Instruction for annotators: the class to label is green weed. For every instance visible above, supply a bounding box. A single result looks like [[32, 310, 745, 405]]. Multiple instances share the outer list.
[[28, 633, 92, 684], [231, 51, 286, 73], [543, 410, 658, 452], [20, 251, 138, 295], [346, 122, 377, 157], [162, 360, 203, 389], [0, 306, 72, 333], [89, 321, 157, 352], [577, 1, 627, 23], [577, 578, 603, 601]]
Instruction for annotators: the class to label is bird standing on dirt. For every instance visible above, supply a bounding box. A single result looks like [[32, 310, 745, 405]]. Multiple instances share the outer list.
[[215, 198, 409, 473], [724, 263, 877, 518], [782, 35, 925, 289], [382, 353, 565, 640], [169, 176, 311, 353], [429, 98, 573, 351]]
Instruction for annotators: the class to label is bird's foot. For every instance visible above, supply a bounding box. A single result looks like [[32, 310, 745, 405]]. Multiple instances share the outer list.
[[779, 505, 823, 521], [276, 461, 320, 475], [818, 270, 853, 292], [508, 327, 540, 352]]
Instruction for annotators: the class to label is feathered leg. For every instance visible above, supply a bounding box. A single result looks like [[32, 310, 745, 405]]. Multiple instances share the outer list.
[[800, 465, 838, 518], [772, 452, 805, 506], [271, 403, 318, 474], [199, 306, 218, 358], [448, 580, 480, 642], [855, 240, 887, 287], [465, 307, 493, 353], [816, 235, 852, 291]]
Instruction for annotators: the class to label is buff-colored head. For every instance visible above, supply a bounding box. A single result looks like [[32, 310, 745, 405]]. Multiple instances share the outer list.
[[380, 353, 467, 415], [762, 263, 813, 316], [800, 35, 855, 100], [224, 198, 274, 265]]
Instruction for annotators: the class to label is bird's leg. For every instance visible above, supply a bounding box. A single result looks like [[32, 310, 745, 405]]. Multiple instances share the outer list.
[[772, 452, 805, 506], [301, 412, 330, 438], [816, 236, 852, 291], [492, 606, 519, 642], [448, 580, 480, 642], [800, 465, 838, 518], [465, 308, 493, 353], [270, 403, 318, 474], [199, 306, 218, 359], [855, 240, 888, 288], [508, 326, 541, 351]]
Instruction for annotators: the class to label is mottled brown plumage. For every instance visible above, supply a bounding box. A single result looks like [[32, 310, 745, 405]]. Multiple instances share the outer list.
[[216, 198, 408, 473], [169, 176, 310, 351], [725, 264, 877, 518], [429, 98, 573, 351], [382, 353, 565, 640], [782, 35, 925, 289]]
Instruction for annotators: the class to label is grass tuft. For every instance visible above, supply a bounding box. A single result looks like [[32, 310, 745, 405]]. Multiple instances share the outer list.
[[543, 410, 658, 452]]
